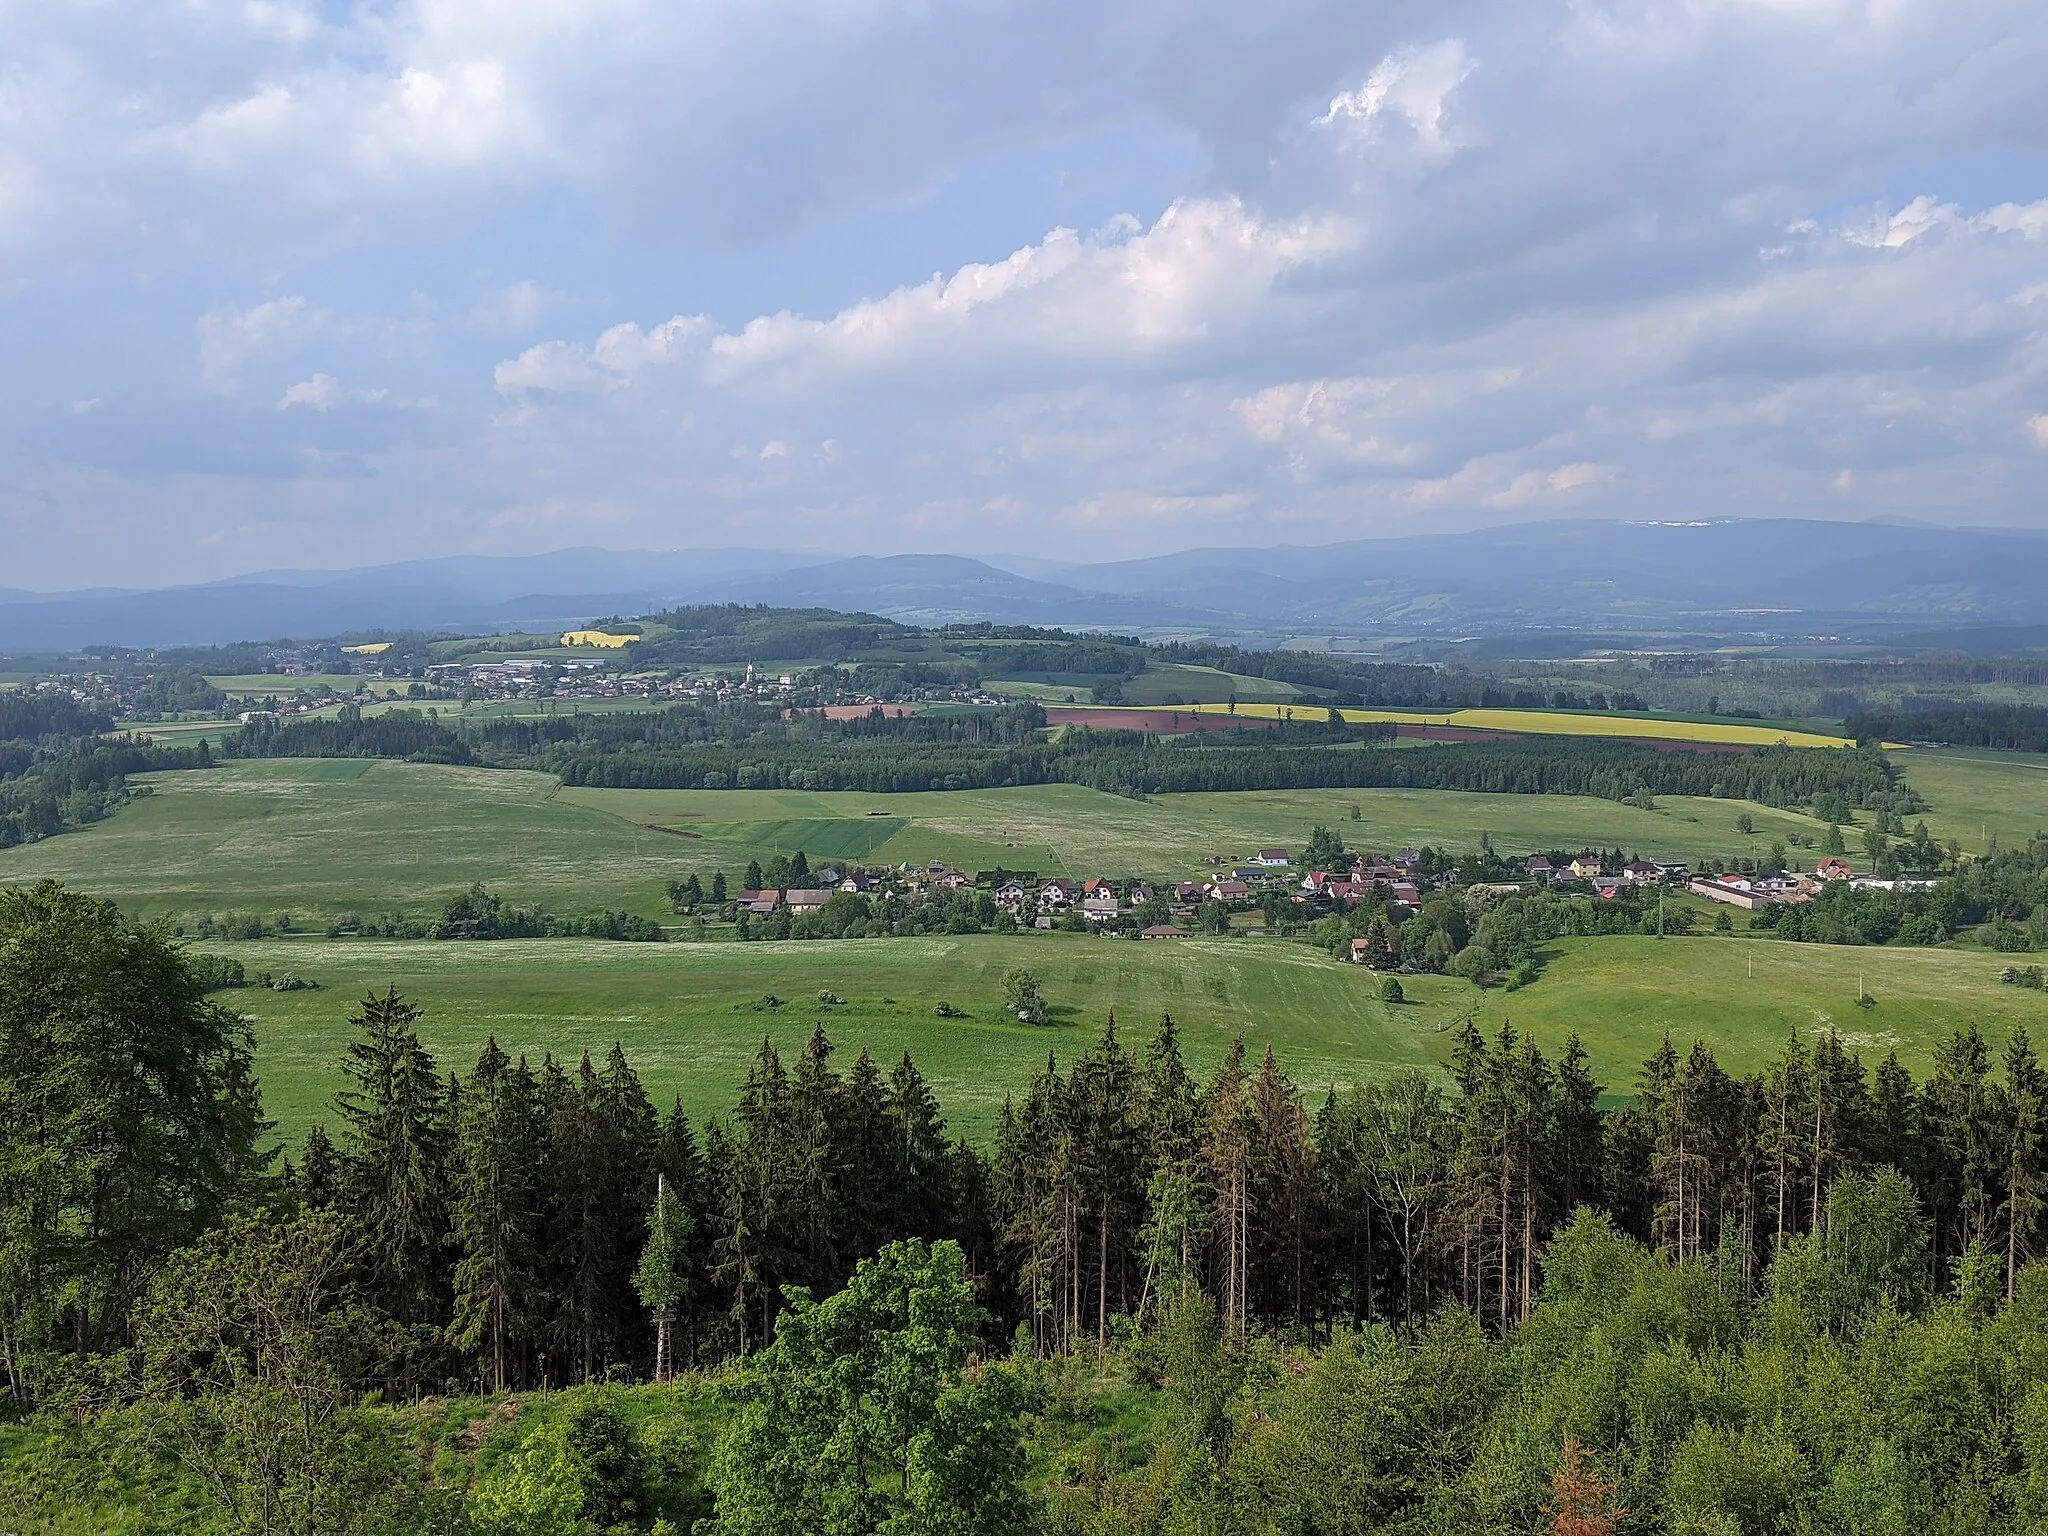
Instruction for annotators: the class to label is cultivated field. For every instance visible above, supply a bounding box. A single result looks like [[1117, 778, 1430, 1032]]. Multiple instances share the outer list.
[[1177, 701, 1856, 749], [214, 931, 2048, 1143], [3, 749, 2028, 923]]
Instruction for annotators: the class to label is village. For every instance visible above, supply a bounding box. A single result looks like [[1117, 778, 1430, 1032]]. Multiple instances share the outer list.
[[703, 833, 1926, 964]]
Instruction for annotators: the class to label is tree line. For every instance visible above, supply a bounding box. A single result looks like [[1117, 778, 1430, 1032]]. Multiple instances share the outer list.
[[1848, 701, 2048, 752], [535, 732, 1900, 808], [14, 873, 2048, 1405], [0, 732, 213, 848], [22, 877, 2048, 1531]]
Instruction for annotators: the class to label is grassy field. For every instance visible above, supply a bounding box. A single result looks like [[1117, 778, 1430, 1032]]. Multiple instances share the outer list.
[[562, 780, 1845, 873], [1175, 701, 1855, 749], [204, 673, 368, 696], [0, 760, 695, 923], [4, 751, 2012, 924], [1890, 747, 2048, 855], [986, 665, 1308, 707], [1118, 664, 1307, 705], [211, 930, 2048, 1145]]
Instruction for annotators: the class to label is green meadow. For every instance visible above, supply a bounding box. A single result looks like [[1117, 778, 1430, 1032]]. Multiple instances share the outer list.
[[215, 930, 2048, 1145], [5, 747, 2044, 926]]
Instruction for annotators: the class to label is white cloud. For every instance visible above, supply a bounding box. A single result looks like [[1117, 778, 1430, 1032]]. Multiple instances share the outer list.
[[12, 0, 2048, 580], [276, 373, 388, 410], [278, 373, 343, 410], [1318, 40, 1476, 156], [2029, 415, 2048, 448], [197, 297, 326, 383], [502, 199, 1349, 403]]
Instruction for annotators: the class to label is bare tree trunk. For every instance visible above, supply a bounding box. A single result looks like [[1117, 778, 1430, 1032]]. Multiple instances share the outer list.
[[1097, 1202, 1109, 1355]]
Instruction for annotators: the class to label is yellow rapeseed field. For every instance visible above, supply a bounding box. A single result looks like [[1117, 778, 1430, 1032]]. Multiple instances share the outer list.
[[1169, 700, 1854, 748], [559, 629, 638, 649], [340, 641, 393, 655]]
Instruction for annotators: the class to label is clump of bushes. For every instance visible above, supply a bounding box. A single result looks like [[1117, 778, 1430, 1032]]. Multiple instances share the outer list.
[[190, 953, 245, 992]]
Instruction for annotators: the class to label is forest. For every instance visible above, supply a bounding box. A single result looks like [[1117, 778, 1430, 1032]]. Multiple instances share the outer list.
[[1848, 702, 2048, 752], [218, 700, 1903, 811], [13, 877, 2048, 1532], [0, 722, 213, 848]]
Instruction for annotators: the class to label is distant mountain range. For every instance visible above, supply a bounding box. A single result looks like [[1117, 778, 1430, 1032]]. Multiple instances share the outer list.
[[6, 519, 2048, 653]]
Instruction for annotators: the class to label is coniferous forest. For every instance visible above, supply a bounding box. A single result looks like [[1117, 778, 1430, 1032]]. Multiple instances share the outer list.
[[15, 877, 2048, 1532]]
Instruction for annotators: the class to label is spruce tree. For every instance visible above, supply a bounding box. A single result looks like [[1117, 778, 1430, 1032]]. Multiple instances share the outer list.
[[1069, 1017, 1142, 1349], [1759, 1027, 1811, 1250], [786, 1027, 844, 1290], [653, 1096, 710, 1366], [1201, 1037, 1253, 1333], [888, 1051, 954, 1242], [1925, 1023, 1996, 1269], [297, 1123, 340, 1210], [334, 987, 451, 1331], [1552, 1034, 1605, 1217], [2000, 1026, 2045, 1299], [545, 1051, 645, 1382], [835, 1048, 894, 1263], [448, 1038, 540, 1394], [1247, 1044, 1317, 1329]]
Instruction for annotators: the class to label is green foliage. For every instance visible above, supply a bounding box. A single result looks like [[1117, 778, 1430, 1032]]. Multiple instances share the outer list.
[[708, 1239, 1032, 1535], [136, 1209, 418, 1533], [0, 880, 269, 1375], [468, 1392, 653, 1536], [1000, 967, 1048, 1025]]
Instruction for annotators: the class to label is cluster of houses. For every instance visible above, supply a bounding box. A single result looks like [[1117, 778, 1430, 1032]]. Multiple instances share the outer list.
[[723, 846, 1450, 938], [718, 839, 1907, 940], [1521, 853, 1690, 899], [1685, 857, 1935, 909]]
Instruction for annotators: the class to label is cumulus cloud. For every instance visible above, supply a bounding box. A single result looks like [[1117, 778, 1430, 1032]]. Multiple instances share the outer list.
[[8, 0, 2048, 582], [1317, 40, 1476, 156]]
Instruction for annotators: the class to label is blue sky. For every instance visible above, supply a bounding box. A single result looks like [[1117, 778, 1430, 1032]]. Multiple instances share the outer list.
[[3, 0, 2046, 588]]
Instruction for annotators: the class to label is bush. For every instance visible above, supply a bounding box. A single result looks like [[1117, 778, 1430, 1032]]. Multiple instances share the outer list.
[[1377, 976, 1404, 1004], [1001, 967, 1049, 1025], [1448, 946, 1493, 980], [189, 952, 245, 991]]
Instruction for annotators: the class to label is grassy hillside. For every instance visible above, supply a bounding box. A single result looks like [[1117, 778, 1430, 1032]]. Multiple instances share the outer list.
[[209, 929, 2046, 1145], [0, 759, 690, 922], [4, 749, 2032, 923], [1890, 747, 2048, 855]]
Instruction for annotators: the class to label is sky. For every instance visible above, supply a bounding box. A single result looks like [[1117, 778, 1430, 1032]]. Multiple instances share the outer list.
[[2, 0, 2046, 589]]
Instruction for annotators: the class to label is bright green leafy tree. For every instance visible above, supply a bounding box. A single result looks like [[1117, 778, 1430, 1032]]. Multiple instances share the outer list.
[[708, 1238, 1031, 1536], [0, 879, 269, 1383]]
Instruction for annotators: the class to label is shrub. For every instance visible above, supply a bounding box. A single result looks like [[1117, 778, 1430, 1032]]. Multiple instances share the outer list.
[[189, 953, 245, 991]]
